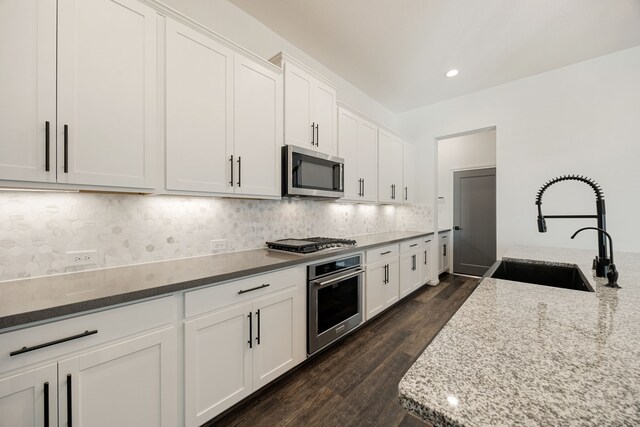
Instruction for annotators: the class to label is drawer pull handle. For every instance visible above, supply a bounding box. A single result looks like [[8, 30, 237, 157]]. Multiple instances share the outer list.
[[409, 243, 418, 247], [380, 250, 392, 255], [10, 330, 98, 357], [238, 283, 270, 295]]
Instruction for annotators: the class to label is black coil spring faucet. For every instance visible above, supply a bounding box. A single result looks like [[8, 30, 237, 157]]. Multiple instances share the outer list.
[[535, 174, 609, 278]]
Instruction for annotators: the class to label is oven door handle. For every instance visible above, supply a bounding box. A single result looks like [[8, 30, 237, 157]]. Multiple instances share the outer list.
[[311, 269, 364, 289]]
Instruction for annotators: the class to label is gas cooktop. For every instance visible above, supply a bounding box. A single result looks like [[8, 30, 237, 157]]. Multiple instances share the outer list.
[[266, 237, 357, 255]]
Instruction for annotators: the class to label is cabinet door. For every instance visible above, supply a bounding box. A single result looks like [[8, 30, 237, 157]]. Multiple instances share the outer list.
[[184, 302, 252, 427], [403, 142, 416, 204], [365, 263, 385, 320], [57, 0, 157, 189], [358, 119, 378, 202], [0, 363, 57, 427], [400, 252, 421, 298], [58, 327, 177, 427], [420, 244, 432, 285], [313, 81, 337, 156], [439, 241, 445, 273], [337, 108, 360, 201], [283, 63, 314, 149], [440, 234, 450, 273], [252, 287, 303, 390], [165, 19, 233, 193], [384, 259, 400, 307], [378, 130, 403, 204], [0, 0, 56, 183], [234, 55, 282, 197]]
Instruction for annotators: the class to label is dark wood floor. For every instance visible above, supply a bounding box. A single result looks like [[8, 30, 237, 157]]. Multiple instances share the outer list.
[[208, 273, 480, 427]]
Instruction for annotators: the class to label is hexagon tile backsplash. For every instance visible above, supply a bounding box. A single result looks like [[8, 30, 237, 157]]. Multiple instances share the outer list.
[[0, 192, 432, 281]]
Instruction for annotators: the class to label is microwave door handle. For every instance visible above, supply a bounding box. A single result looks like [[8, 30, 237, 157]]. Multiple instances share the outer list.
[[311, 269, 364, 289]]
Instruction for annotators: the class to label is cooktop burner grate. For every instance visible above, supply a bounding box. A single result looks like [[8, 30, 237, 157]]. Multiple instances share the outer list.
[[266, 237, 357, 254]]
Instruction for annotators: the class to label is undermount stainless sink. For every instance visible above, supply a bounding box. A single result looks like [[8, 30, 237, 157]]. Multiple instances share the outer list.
[[487, 260, 594, 292]]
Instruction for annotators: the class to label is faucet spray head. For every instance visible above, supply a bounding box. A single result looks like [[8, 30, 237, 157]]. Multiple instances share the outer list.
[[537, 216, 547, 233]]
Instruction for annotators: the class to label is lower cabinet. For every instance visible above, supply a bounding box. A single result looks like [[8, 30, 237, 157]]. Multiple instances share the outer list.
[[421, 236, 434, 285], [365, 251, 400, 320], [0, 363, 57, 427], [399, 239, 424, 298], [184, 285, 304, 427], [0, 327, 177, 427], [439, 231, 451, 274]]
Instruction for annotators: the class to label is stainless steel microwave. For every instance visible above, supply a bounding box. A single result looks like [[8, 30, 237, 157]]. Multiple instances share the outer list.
[[282, 145, 344, 198]]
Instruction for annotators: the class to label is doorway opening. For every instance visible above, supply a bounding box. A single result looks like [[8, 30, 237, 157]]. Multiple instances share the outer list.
[[437, 128, 496, 276]]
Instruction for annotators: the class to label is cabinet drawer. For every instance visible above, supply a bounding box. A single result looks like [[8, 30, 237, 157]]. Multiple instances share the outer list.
[[366, 244, 399, 264], [0, 296, 176, 375], [184, 266, 304, 318], [400, 238, 422, 254]]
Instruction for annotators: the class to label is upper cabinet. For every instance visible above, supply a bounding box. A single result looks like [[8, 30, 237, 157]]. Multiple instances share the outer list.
[[0, 0, 56, 184], [403, 142, 417, 204], [165, 18, 282, 198], [271, 53, 337, 156], [165, 19, 233, 194], [338, 106, 378, 202], [1, 0, 157, 190], [232, 55, 282, 197], [378, 129, 403, 204]]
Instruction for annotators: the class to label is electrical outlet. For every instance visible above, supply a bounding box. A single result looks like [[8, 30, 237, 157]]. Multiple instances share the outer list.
[[210, 239, 227, 251], [65, 250, 98, 267]]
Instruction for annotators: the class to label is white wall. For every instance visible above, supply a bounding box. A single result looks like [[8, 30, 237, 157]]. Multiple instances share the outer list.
[[400, 46, 640, 255], [437, 130, 496, 228], [160, 0, 398, 129]]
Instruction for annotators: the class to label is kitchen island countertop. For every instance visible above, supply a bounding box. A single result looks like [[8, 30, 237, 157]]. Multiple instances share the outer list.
[[399, 246, 640, 426], [0, 230, 441, 330]]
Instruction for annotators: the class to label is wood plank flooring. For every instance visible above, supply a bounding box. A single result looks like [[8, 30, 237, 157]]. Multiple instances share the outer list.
[[208, 273, 480, 427]]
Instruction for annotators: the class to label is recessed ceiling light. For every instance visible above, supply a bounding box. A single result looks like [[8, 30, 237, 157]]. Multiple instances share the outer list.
[[445, 69, 460, 78]]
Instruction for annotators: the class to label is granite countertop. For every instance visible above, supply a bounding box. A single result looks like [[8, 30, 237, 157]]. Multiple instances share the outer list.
[[0, 230, 440, 331], [399, 246, 640, 426]]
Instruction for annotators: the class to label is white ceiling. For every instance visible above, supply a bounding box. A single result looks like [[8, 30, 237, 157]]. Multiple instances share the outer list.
[[228, 0, 640, 113]]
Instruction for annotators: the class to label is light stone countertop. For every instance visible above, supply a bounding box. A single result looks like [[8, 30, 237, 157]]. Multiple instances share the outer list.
[[399, 246, 640, 426], [0, 230, 441, 330]]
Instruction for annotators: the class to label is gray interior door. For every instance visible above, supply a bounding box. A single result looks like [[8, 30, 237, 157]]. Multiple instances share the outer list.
[[453, 168, 496, 276]]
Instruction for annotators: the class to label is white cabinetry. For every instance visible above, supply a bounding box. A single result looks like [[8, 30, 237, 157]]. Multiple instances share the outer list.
[[233, 55, 282, 197], [1, 0, 157, 190], [365, 245, 400, 320], [378, 129, 403, 204], [272, 53, 337, 156], [165, 19, 233, 194], [0, 297, 178, 427], [57, 0, 157, 189], [183, 268, 305, 427], [58, 328, 177, 427], [0, 363, 57, 427], [420, 236, 434, 286], [166, 19, 282, 198], [403, 142, 417, 204], [338, 106, 378, 202], [399, 239, 422, 298], [0, 0, 56, 184], [439, 231, 451, 274]]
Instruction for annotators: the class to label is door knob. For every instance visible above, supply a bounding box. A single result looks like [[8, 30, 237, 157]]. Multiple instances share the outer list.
[[453, 226, 462, 230]]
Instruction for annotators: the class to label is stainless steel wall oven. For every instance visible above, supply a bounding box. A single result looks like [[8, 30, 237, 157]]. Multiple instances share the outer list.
[[307, 254, 363, 355]]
